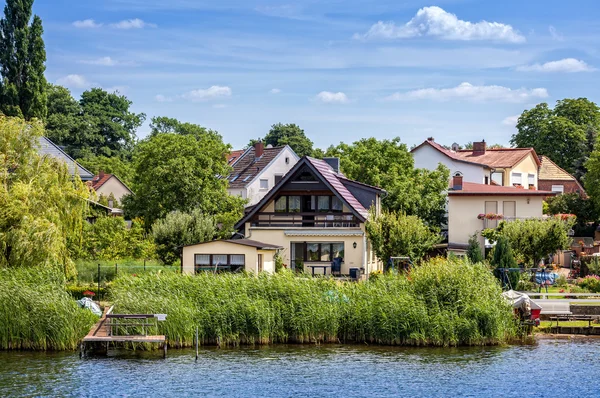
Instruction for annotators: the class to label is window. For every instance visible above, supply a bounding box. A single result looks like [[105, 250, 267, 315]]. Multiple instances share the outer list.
[[285, 157, 290, 164], [195, 254, 210, 266], [275, 196, 287, 212], [484, 176, 489, 185], [275, 174, 283, 184], [332, 197, 343, 212], [551, 185, 564, 193], [292, 242, 345, 263], [528, 174, 535, 187], [194, 254, 245, 273], [259, 179, 269, 190], [230, 255, 245, 266], [491, 172, 503, 186], [503, 201, 516, 219], [318, 196, 330, 212], [289, 196, 301, 212], [511, 172, 522, 186], [213, 254, 227, 266]]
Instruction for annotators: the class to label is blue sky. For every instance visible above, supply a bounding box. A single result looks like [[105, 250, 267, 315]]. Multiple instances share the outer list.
[[32, 0, 600, 150]]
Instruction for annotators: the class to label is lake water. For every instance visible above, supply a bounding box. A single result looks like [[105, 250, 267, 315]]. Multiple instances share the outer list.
[[1, 338, 599, 397]]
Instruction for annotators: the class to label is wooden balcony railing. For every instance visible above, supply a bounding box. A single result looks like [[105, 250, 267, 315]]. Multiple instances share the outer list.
[[251, 212, 360, 228]]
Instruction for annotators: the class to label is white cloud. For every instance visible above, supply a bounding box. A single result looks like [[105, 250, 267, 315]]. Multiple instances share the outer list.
[[212, 103, 227, 109], [502, 115, 520, 126], [269, 88, 281, 94], [110, 18, 157, 29], [549, 26, 564, 41], [314, 91, 349, 104], [354, 6, 525, 43], [73, 19, 102, 28], [56, 74, 93, 89], [516, 58, 595, 73], [386, 82, 548, 103], [182, 85, 232, 101], [80, 57, 117, 66], [155, 94, 173, 102]]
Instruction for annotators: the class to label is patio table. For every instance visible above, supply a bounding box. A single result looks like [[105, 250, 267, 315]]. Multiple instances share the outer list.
[[307, 265, 331, 276]]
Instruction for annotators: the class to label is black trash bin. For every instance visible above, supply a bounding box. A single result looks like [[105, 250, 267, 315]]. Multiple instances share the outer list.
[[349, 268, 360, 280]]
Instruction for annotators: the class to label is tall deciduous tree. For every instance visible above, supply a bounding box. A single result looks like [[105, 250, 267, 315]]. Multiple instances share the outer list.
[[255, 123, 314, 157], [45, 86, 145, 159], [0, 117, 88, 278], [326, 137, 449, 227], [366, 208, 441, 264], [123, 129, 245, 227], [511, 98, 600, 177], [0, 0, 47, 119]]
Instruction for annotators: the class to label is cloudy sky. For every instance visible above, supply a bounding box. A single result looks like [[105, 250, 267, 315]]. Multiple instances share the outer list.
[[35, 0, 600, 150]]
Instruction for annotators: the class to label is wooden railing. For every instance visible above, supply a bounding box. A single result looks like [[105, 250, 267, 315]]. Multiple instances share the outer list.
[[251, 212, 359, 228]]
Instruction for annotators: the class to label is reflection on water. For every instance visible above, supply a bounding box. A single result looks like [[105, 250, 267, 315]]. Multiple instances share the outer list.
[[1, 339, 598, 397]]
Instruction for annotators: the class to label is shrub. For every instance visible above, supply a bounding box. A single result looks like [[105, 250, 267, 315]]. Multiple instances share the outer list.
[[583, 256, 600, 276], [0, 268, 98, 350], [110, 258, 517, 347], [576, 275, 600, 293], [466, 234, 484, 264], [491, 236, 518, 290], [555, 275, 568, 288]]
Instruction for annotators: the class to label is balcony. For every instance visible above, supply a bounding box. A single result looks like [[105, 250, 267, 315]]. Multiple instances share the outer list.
[[482, 216, 529, 229], [250, 212, 360, 228]]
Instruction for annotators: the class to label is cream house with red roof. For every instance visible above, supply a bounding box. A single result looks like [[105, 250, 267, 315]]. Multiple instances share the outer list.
[[90, 171, 132, 207], [412, 138, 540, 189], [182, 156, 384, 276], [447, 175, 555, 255]]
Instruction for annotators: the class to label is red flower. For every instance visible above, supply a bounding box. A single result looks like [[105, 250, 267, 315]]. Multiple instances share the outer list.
[[83, 290, 95, 297]]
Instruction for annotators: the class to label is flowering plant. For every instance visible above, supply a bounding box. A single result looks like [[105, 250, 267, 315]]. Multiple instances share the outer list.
[[82, 290, 95, 297], [478, 213, 504, 220], [555, 213, 576, 221]]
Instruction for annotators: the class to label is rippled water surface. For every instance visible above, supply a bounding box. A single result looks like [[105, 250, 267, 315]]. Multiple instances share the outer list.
[[1, 339, 599, 397]]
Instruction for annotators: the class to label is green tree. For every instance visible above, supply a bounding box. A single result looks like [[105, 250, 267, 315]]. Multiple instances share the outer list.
[[485, 218, 573, 267], [544, 193, 597, 235], [152, 209, 233, 264], [45, 86, 145, 159], [466, 234, 484, 263], [326, 137, 449, 227], [491, 236, 518, 289], [511, 99, 600, 176], [124, 131, 244, 227], [366, 208, 441, 265], [0, 117, 88, 278], [0, 0, 47, 119], [149, 116, 214, 138], [585, 150, 600, 214], [77, 155, 135, 187], [258, 123, 314, 157]]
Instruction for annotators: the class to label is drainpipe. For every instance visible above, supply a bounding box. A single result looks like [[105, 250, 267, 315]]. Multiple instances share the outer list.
[[362, 233, 367, 274]]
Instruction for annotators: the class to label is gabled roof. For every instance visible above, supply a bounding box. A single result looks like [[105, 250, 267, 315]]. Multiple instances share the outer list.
[[182, 239, 282, 250], [539, 156, 578, 181], [228, 145, 298, 189], [234, 156, 384, 229], [453, 148, 540, 169], [90, 172, 132, 194], [411, 139, 492, 169], [227, 149, 245, 165], [448, 182, 554, 196], [37, 137, 94, 180]]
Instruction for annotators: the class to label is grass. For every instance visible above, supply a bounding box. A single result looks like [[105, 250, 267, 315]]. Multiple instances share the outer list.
[[110, 258, 519, 348], [0, 267, 98, 350], [75, 258, 177, 284]]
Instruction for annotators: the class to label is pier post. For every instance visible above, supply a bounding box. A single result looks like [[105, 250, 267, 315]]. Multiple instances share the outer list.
[[195, 327, 199, 361]]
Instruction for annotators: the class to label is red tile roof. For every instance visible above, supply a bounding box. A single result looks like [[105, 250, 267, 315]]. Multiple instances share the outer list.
[[449, 182, 555, 196], [228, 146, 288, 188], [411, 139, 490, 168], [453, 148, 540, 168], [91, 173, 112, 190], [227, 150, 245, 165]]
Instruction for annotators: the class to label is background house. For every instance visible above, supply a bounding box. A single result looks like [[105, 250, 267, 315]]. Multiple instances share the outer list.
[[37, 136, 94, 181], [90, 171, 132, 205], [538, 155, 586, 196], [227, 142, 299, 207], [447, 174, 554, 255]]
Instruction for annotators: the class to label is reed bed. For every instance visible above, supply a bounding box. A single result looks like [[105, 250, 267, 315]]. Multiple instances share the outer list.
[[110, 258, 518, 347], [0, 268, 98, 350]]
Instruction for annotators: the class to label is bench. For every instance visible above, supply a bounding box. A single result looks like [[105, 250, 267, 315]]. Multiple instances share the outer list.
[[533, 300, 572, 316], [549, 315, 595, 327]]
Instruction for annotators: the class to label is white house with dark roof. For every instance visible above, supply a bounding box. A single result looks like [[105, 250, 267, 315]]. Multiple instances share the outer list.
[[227, 142, 299, 206], [37, 137, 94, 181]]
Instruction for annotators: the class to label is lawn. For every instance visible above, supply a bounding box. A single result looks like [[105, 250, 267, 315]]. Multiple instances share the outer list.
[[75, 259, 178, 284]]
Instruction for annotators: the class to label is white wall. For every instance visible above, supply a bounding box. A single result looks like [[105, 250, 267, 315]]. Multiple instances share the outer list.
[[245, 146, 299, 206], [412, 144, 488, 184], [412, 144, 490, 184], [96, 176, 132, 204]]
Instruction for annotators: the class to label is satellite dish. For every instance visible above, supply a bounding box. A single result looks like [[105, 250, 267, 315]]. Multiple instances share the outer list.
[[451, 143, 460, 151], [266, 144, 274, 148]]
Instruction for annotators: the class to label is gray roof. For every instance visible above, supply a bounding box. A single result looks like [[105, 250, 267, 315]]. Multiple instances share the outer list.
[[182, 238, 282, 250], [37, 137, 94, 181]]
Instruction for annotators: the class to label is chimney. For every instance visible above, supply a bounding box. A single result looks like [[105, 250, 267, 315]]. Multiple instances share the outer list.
[[99, 170, 105, 178], [323, 157, 340, 174], [253, 141, 264, 158], [472, 140, 486, 156], [452, 173, 463, 190]]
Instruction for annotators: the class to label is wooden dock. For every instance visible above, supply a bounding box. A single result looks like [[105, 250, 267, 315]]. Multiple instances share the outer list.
[[81, 305, 167, 357]]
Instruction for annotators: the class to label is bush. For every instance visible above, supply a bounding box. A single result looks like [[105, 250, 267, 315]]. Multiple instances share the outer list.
[[491, 236, 518, 290], [110, 258, 517, 347], [516, 273, 536, 291], [576, 275, 600, 293], [466, 234, 484, 264], [0, 268, 98, 350], [583, 256, 600, 276], [555, 275, 568, 288]]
